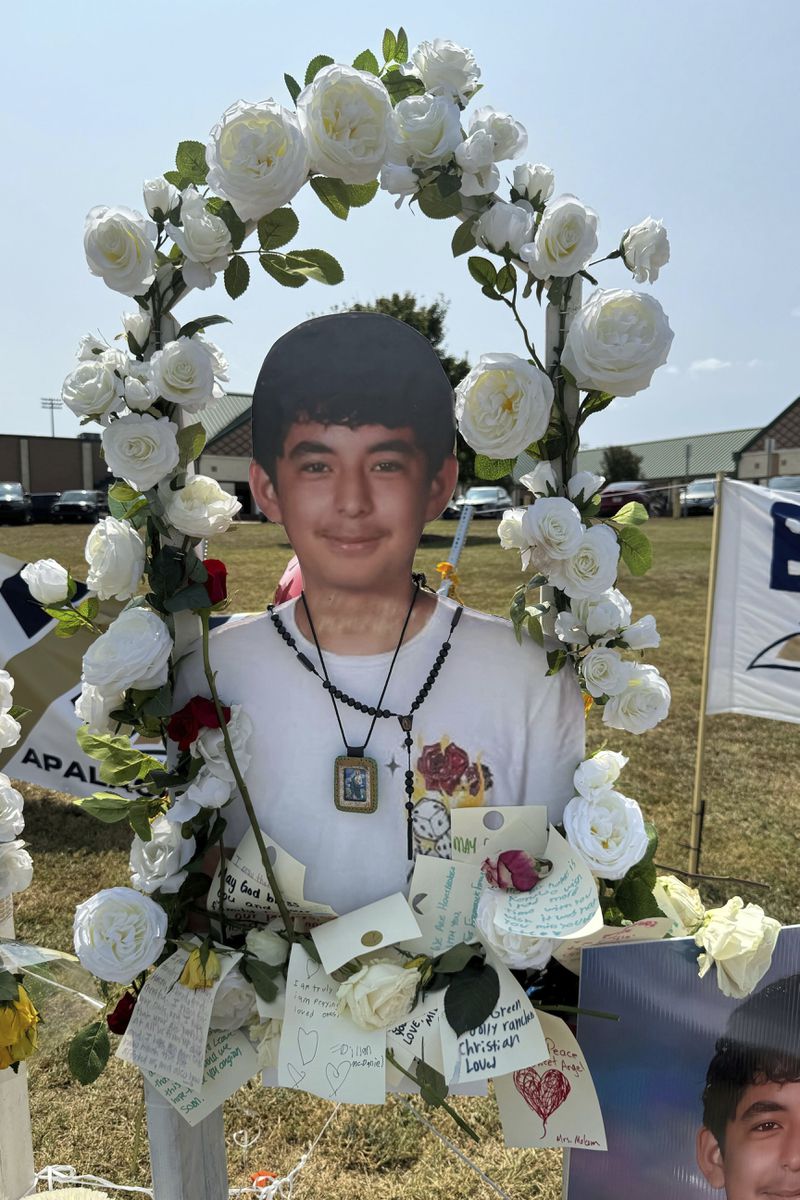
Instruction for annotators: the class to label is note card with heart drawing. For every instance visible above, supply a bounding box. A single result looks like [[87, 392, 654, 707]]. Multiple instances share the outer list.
[[494, 1010, 607, 1150], [493, 827, 603, 941], [311, 893, 421, 975], [277, 942, 386, 1105]]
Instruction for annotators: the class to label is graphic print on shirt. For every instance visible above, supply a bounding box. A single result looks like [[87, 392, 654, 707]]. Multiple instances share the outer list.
[[410, 736, 494, 860]]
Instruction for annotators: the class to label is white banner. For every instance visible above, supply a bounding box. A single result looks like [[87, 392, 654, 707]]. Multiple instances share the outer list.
[[706, 478, 800, 722]]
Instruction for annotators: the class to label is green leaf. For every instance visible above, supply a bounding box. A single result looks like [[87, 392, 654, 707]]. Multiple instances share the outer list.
[[614, 874, 664, 922], [395, 27, 409, 62], [304, 54, 334, 86], [176, 314, 231, 341], [451, 219, 477, 258], [546, 277, 567, 306], [616, 523, 653, 576], [467, 256, 497, 288], [580, 390, 615, 421], [128, 800, 153, 842], [435, 942, 481, 975], [176, 422, 207, 469], [382, 28, 397, 61], [435, 172, 462, 199], [352, 49, 380, 74], [417, 182, 462, 220], [546, 648, 568, 676], [381, 68, 425, 105], [496, 264, 516, 294], [309, 175, 350, 221], [224, 254, 250, 300], [614, 501, 649, 526], [0, 970, 21, 1004], [241, 958, 280, 1003], [257, 207, 300, 250], [509, 586, 527, 644], [77, 595, 99, 622], [415, 1057, 448, 1102], [473, 455, 513, 481], [175, 140, 208, 186], [259, 254, 309, 288], [76, 728, 162, 786], [74, 792, 135, 824], [8, 704, 30, 721], [68, 1021, 111, 1085], [444, 963, 500, 1037], [205, 199, 246, 249], [283, 248, 344, 285], [163, 170, 190, 189], [284, 73, 301, 105], [43, 607, 84, 637], [527, 613, 545, 646], [345, 180, 380, 208], [163, 583, 213, 613]]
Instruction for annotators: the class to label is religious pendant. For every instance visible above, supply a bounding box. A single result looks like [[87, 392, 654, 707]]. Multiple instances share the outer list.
[[334, 751, 378, 814]]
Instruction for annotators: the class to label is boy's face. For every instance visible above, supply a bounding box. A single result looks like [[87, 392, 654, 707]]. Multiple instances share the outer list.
[[697, 1080, 800, 1199], [250, 421, 458, 595]]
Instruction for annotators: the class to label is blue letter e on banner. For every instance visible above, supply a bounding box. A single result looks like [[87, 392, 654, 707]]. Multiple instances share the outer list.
[[770, 501, 800, 591]]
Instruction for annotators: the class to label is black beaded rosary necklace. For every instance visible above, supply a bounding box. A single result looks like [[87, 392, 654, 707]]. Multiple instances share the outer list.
[[267, 578, 463, 858]]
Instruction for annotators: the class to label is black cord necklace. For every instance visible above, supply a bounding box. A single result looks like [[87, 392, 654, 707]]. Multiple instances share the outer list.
[[267, 582, 463, 859]]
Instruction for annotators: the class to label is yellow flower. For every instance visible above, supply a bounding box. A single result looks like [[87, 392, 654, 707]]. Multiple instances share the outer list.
[[179, 947, 221, 990], [0, 983, 40, 1070]]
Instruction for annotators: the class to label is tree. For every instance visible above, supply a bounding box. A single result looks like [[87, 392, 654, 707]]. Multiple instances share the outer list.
[[600, 445, 643, 483]]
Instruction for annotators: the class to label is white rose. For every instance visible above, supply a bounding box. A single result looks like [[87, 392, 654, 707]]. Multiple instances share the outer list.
[[521, 497, 584, 561], [455, 353, 553, 459], [84, 206, 157, 297], [554, 611, 590, 647], [73, 886, 167, 984], [497, 508, 529, 558], [167, 766, 233, 824], [602, 664, 671, 734], [563, 790, 648, 880], [468, 105, 527, 162], [206, 98, 309, 223], [122, 310, 152, 352], [519, 461, 557, 497], [380, 162, 419, 207], [653, 875, 705, 937], [454, 128, 495, 174], [520, 194, 598, 280], [388, 94, 462, 168], [129, 815, 196, 895], [75, 682, 126, 735], [124, 375, 156, 412], [622, 217, 670, 284], [102, 413, 180, 492], [573, 750, 628, 800], [620, 614, 661, 650], [459, 163, 500, 197], [695, 898, 781, 999], [245, 920, 289, 967], [209, 967, 259, 1030], [150, 338, 217, 413], [159, 476, 241, 538], [561, 288, 674, 398], [297, 65, 392, 184], [0, 775, 24, 841], [0, 713, 22, 752], [167, 191, 232, 292], [0, 841, 33, 899], [194, 335, 229, 381], [76, 333, 107, 361], [573, 588, 632, 637], [581, 648, 635, 698], [82, 608, 172, 693], [568, 471, 605, 504], [548, 524, 620, 599], [191, 706, 253, 785], [21, 558, 70, 605], [475, 889, 555, 969], [61, 361, 123, 420], [85, 516, 146, 601], [143, 177, 179, 221], [513, 163, 555, 205], [0, 668, 14, 712], [410, 39, 481, 105], [474, 200, 535, 257], [251, 1018, 283, 1069], [336, 960, 419, 1031]]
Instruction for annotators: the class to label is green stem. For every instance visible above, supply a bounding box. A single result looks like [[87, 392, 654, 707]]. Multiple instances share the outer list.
[[502, 273, 546, 372], [385, 1050, 480, 1143]]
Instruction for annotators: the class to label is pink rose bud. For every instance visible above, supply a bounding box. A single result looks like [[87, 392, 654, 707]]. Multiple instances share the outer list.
[[481, 850, 552, 892]]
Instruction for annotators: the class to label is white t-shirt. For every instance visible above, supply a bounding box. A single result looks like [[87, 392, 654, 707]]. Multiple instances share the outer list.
[[173, 595, 584, 915]]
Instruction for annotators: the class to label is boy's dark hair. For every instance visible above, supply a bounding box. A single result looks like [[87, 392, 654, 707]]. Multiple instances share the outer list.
[[251, 311, 456, 480], [702, 972, 800, 1149]]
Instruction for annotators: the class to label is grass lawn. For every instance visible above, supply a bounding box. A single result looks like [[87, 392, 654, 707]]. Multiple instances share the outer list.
[[3, 514, 797, 1200]]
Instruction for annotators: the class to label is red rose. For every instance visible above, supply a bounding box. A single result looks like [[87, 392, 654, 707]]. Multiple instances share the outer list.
[[417, 742, 470, 795], [481, 851, 552, 893], [203, 559, 228, 605], [167, 695, 231, 752], [106, 991, 137, 1035]]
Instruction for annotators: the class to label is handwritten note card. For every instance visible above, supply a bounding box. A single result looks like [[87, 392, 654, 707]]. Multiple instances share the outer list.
[[278, 943, 385, 1105], [553, 917, 672, 974], [311, 893, 421, 975], [451, 807, 548, 864], [208, 828, 337, 927], [494, 1010, 607, 1150], [402, 856, 486, 956], [493, 828, 602, 941], [387, 995, 446, 1076], [145, 1028, 259, 1126]]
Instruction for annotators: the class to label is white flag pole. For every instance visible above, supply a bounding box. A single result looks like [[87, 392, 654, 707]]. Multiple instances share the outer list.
[[688, 471, 726, 875]]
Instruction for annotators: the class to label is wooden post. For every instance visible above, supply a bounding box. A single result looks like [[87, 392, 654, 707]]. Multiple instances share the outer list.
[[0, 897, 36, 1200]]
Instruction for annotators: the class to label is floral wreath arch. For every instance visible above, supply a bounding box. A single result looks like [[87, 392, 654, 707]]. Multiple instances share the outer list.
[[1, 28, 780, 1158]]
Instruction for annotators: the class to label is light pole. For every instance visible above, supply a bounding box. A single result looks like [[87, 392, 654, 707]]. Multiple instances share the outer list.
[[41, 397, 62, 437]]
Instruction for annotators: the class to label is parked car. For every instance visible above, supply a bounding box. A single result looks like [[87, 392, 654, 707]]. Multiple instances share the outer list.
[[51, 489, 108, 522], [445, 485, 513, 519], [598, 480, 651, 517], [0, 482, 32, 524], [682, 478, 717, 515], [29, 491, 61, 522], [768, 475, 800, 495]]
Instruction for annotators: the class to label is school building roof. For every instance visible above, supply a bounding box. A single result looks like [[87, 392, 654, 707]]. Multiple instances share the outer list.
[[576, 427, 761, 481]]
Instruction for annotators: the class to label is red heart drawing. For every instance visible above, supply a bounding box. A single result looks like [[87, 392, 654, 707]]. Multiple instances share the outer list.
[[513, 1067, 571, 1135]]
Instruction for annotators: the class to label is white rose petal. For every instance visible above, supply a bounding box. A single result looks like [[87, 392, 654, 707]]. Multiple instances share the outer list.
[[0, 775, 24, 841], [475, 889, 555, 969], [568, 471, 605, 504], [455, 353, 553, 459], [129, 815, 196, 896], [167, 191, 231, 291], [0, 840, 33, 899], [459, 163, 500, 197], [561, 288, 674, 398], [82, 608, 172, 694], [0, 713, 22, 752], [206, 99, 309, 223], [143, 177, 179, 221], [520, 194, 598, 280], [21, 559, 70, 605], [62, 361, 123, 420], [75, 682, 126, 735], [388, 93, 462, 168], [563, 790, 648, 880], [621, 614, 661, 650], [380, 161, 419, 206], [622, 217, 670, 284], [191, 706, 253, 785], [150, 338, 217, 413], [519, 461, 557, 497], [581, 647, 635, 698], [297, 65, 392, 184], [124, 375, 156, 412], [454, 128, 495, 173], [194, 335, 229, 381], [73, 886, 167, 983], [554, 611, 589, 647], [84, 206, 157, 297], [167, 767, 233, 824], [0, 668, 14, 712], [122, 311, 152, 350], [548, 524, 620, 599], [410, 39, 481, 105], [468, 105, 527, 162], [573, 588, 632, 638], [336, 960, 419, 1031], [210, 967, 259, 1030], [85, 516, 146, 601], [573, 750, 629, 800], [76, 334, 107, 361], [602, 663, 671, 734], [102, 413, 180, 492], [653, 875, 705, 937], [159, 476, 241, 538], [474, 200, 535, 257], [521, 496, 584, 561], [695, 898, 781, 999], [246, 921, 289, 968], [513, 163, 554, 205]]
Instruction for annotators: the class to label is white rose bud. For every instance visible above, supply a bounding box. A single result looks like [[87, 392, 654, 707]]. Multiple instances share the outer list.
[[102, 413, 180, 493], [454, 128, 495, 174], [122, 310, 152, 352], [124, 374, 156, 412], [150, 338, 217, 413], [580, 648, 635, 698], [561, 288, 674, 398], [521, 497, 584, 561], [297, 65, 392, 184], [622, 217, 670, 284], [167, 191, 232, 292], [21, 559, 70, 605], [0, 774, 24, 841], [246, 921, 289, 967], [143, 177, 179, 220], [410, 38, 481, 105], [209, 967, 259, 1031], [82, 608, 172, 694], [62, 361, 123, 421], [474, 200, 535, 257], [573, 750, 629, 800], [76, 333, 107, 361], [573, 589, 632, 638], [459, 162, 500, 197], [547, 524, 620, 600], [379, 162, 419, 207], [388, 94, 462, 168], [513, 163, 555, 205], [695, 898, 781, 999], [497, 508, 531, 567], [475, 889, 555, 969], [206, 99, 309, 223], [602, 663, 671, 734], [159, 476, 241, 538], [73, 886, 167, 984], [0, 669, 14, 713], [620, 614, 661, 650], [563, 790, 649, 880], [519, 461, 557, 497], [129, 815, 196, 895], [85, 516, 146, 601], [520, 194, 599, 280], [468, 105, 527, 162], [0, 841, 33, 899], [336, 960, 419, 1031], [75, 682, 126, 735], [456, 353, 553, 459], [84, 206, 157, 297], [0, 713, 22, 752], [568, 471, 605, 504], [653, 875, 705, 936]]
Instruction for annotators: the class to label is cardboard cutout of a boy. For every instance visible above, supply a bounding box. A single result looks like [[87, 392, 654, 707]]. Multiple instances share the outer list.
[[174, 312, 584, 914]]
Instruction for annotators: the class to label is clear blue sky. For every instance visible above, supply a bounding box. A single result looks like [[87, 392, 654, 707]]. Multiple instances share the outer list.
[[3, 0, 799, 449]]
